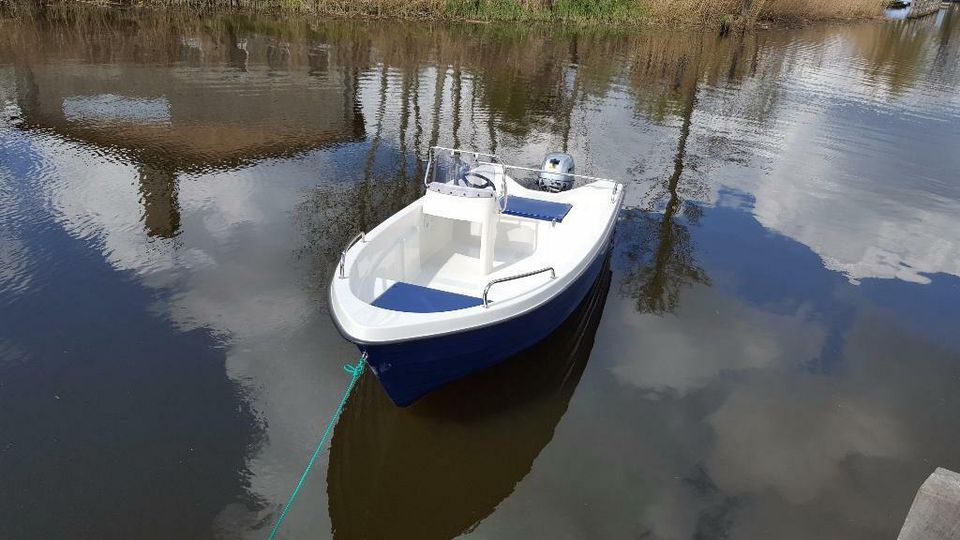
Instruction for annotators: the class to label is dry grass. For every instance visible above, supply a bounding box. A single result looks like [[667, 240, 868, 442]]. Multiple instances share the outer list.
[[641, 0, 887, 24], [759, 0, 887, 20]]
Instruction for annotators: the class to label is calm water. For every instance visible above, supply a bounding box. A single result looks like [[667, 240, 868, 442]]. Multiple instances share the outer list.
[[1, 5, 959, 539]]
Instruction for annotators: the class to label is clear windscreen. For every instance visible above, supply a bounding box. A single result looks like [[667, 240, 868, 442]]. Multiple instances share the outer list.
[[429, 149, 482, 185], [427, 149, 500, 192]]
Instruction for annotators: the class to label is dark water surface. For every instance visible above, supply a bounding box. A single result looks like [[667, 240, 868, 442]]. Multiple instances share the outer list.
[[2, 5, 959, 539]]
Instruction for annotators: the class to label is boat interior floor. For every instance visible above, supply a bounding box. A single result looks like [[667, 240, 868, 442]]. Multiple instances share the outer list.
[[362, 191, 578, 313], [367, 235, 544, 313]]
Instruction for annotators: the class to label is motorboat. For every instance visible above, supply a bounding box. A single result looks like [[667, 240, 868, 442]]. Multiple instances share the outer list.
[[329, 146, 623, 406], [327, 261, 612, 538]]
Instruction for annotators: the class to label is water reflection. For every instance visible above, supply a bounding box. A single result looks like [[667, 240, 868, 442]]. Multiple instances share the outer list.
[[1, 4, 960, 539], [0, 130, 264, 539], [618, 38, 711, 314], [328, 260, 611, 539], [6, 12, 366, 241]]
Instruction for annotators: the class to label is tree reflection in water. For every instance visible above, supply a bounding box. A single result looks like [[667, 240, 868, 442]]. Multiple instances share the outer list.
[[617, 35, 712, 315], [4, 7, 958, 538]]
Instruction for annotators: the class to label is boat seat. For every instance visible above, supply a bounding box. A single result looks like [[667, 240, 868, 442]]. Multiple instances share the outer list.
[[372, 282, 483, 313], [503, 196, 572, 222]]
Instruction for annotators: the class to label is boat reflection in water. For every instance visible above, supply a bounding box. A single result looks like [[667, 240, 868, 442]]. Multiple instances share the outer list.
[[326, 256, 612, 539]]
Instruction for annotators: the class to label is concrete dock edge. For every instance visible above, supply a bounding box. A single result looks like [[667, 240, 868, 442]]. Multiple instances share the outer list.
[[899, 468, 960, 540]]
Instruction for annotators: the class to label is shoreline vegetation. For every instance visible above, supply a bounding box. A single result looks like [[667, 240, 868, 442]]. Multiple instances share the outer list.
[[2, 0, 890, 27]]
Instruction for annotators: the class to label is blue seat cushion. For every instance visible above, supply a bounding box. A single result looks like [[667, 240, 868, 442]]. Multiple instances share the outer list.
[[372, 282, 483, 313], [503, 196, 572, 222]]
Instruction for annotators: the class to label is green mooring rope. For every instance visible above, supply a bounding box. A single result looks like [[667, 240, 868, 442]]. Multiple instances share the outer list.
[[266, 355, 367, 540]]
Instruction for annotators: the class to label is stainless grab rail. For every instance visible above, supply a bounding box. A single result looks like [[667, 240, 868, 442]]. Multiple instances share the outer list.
[[475, 161, 621, 185], [432, 146, 498, 158], [497, 169, 508, 213], [482, 267, 555, 308], [338, 232, 365, 279], [611, 183, 622, 203]]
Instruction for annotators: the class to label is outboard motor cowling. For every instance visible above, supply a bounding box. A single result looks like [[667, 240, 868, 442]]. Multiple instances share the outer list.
[[538, 153, 575, 192]]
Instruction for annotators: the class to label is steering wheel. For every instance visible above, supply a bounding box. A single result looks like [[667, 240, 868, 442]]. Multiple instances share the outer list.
[[457, 171, 496, 190]]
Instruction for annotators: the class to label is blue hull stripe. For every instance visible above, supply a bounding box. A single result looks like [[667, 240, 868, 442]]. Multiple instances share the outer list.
[[360, 244, 610, 406]]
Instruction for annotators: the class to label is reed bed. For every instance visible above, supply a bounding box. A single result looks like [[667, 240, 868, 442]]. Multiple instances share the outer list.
[[2, 0, 889, 25], [641, 0, 887, 24]]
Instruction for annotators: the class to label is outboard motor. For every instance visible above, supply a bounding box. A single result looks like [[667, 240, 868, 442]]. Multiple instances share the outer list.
[[537, 153, 575, 192]]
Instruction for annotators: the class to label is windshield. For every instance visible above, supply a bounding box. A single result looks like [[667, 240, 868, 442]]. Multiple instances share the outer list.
[[426, 148, 500, 191]]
